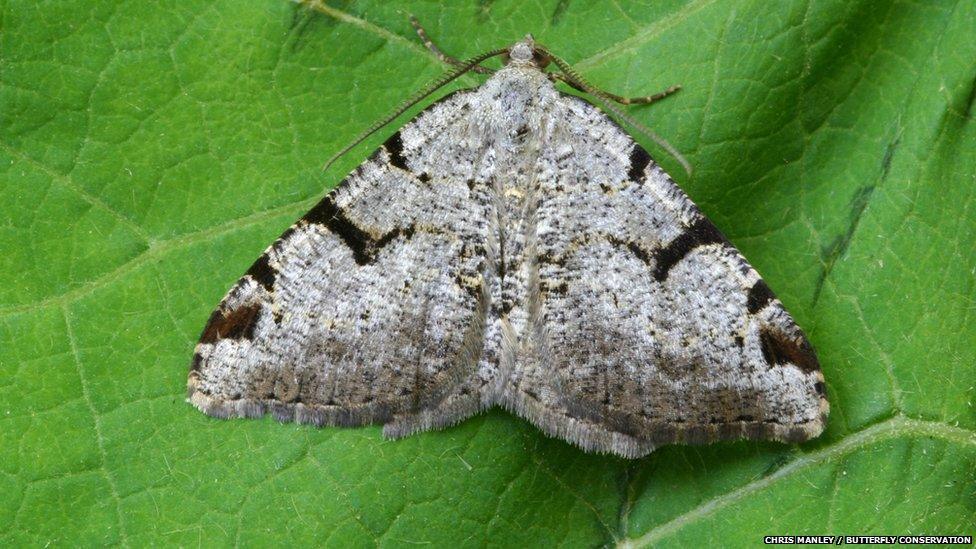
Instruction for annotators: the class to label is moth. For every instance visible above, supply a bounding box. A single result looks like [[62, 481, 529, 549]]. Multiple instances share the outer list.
[[188, 24, 828, 458]]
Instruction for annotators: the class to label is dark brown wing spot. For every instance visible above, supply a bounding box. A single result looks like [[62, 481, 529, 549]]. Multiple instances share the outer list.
[[606, 235, 652, 265], [382, 131, 409, 171], [746, 279, 775, 314], [190, 351, 204, 372], [759, 327, 820, 373], [245, 253, 277, 292], [302, 197, 372, 264], [302, 196, 417, 265], [627, 144, 652, 181], [199, 303, 262, 344], [652, 217, 730, 281]]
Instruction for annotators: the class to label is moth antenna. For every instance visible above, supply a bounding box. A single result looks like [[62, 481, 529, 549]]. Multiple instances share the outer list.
[[410, 15, 495, 75], [322, 47, 508, 173], [551, 72, 680, 105], [538, 46, 692, 176]]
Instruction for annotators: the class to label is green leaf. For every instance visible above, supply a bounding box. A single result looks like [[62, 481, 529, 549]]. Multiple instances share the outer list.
[[2, 0, 974, 546]]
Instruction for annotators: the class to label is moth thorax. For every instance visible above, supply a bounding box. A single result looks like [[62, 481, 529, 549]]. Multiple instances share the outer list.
[[508, 41, 534, 64], [505, 34, 550, 69]]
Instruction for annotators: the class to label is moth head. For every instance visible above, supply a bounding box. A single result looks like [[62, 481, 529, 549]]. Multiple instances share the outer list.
[[505, 34, 552, 69]]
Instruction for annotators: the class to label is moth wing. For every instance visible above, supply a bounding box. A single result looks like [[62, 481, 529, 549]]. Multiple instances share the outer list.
[[504, 96, 829, 458], [188, 90, 494, 435]]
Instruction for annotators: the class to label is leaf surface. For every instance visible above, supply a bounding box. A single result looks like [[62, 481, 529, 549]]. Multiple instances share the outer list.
[[2, 0, 974, 546]]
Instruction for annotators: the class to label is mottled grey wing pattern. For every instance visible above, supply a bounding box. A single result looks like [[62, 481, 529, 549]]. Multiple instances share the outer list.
[[188, 90, 498, 435], [502, 95, 828, 457], [190, 38, 828, 458]]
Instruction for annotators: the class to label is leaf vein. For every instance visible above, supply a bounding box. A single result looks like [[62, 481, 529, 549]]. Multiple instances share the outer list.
[[617, 415, 976, 548]]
